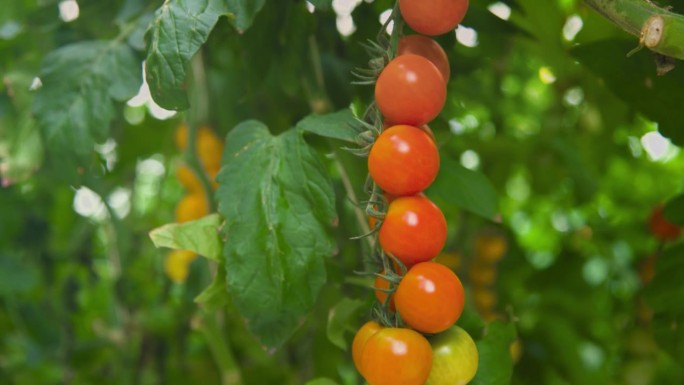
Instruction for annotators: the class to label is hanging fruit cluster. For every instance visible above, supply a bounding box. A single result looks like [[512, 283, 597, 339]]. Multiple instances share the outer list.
[[352, 2, 479, 384], [164, 123, 224, 283]]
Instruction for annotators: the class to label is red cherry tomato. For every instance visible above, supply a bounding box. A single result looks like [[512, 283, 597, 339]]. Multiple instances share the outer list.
[[399, 0, 469, 36], [378, 195, 447, 266], [649, 204, 681, 241], [375, 54, 446, 126], [361, 328, 433, 385], [398, 35, 450, 83], [395, 262, 465, 334], [368, 125, 440, 196]]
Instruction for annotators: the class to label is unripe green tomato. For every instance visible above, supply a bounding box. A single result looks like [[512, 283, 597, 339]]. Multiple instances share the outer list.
[[426, 326, 479, 385]]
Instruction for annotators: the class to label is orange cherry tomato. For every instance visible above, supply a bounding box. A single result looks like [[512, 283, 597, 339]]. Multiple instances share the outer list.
[[369, 125, 440, 197], [399, 0, 469, 36], [375, 54, 446, 126], [398, 35, 450, 83], [395, 262, 465, 334], [378, 195, 447, 266], [352, 320, 383, 376], [361, 327, 433, 385]]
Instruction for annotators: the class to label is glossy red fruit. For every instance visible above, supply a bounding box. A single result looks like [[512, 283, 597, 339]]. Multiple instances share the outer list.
[[375, 54, 446, 126], [368, 125, 440, 197], [361, 328, 433, 385], [378, 195, 447, 266], [399, 0, 469, 36], [398, 35, 450, 83], [649, 205, 681, 241], [395, 262, 465, 334]]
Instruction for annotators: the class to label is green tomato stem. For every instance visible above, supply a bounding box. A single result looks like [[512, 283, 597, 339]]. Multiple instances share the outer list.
[[584, 0, 684, 59]]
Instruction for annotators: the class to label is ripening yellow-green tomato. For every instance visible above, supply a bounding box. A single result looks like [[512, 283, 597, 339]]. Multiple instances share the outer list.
[[164, 250, 196, 283], [426, 326, 479, 385]]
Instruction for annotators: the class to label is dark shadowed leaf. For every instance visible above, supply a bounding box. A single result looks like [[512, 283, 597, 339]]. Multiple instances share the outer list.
[[471, 321, 517, 385], [226, 0, 267, 32], [326, 297, 366, 350]]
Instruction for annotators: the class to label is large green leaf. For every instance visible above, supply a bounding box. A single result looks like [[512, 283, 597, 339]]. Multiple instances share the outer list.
[[471, 321, 517, 385], [226, 0, 267, 32], [145, 0, 229, 110], [572, 40, 684, 146], [32, 40, 141, 158], [216, 120, 337, 348], [427, 157, 499, 220], [297, 109, 361, 143]]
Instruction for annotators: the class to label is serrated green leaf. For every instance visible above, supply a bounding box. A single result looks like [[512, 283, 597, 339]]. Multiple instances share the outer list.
[[326, 297, 366, 351], [305, 378, 338, 385], [145, 0, 229, 110], [471, 321, 517, 385], [427, 157, 499, 220], [226, 0, 267, 32], [297, 109, 361, 143], [32, 40, 141, 158], [195, 265, 229, 312], [149, 214, 222, 261], [306, 0, 332, 11], [216, 120, 337, 349]]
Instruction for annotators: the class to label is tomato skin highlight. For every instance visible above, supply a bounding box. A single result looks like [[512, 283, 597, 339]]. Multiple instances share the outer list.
[[426, 326, 479, 385], [352, 321, 383, 376], [395, 262, 465, 334], [648, 204, 681, 241], [369, 125, 440, 196], [361, 328, 433, 385], [378, 195, 447, 266], [375, 54, 446, 126], [399, 0, 469, 36], [398, 35, 450, 83]]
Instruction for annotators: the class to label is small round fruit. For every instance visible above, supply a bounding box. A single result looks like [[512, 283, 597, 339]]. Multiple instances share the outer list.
[[648, 205, 681, 241], [368, 125, 440, 196], [468, 262, 497, 286], [175, 124, 224, 170], [426, 326, 479, 385], [399, 0, 469, 36], [474, 234, 507, 263], [362, 328, 433, 385], [472, 287, 497, 314], [378, 195, 447, 266], [352, 321, 383, 376], [395, 262, 465, 334], [164, 250, 196, 283], [398, 35, 450, 83], [175, 194, 209, 223], [375, 54, 446, 126]]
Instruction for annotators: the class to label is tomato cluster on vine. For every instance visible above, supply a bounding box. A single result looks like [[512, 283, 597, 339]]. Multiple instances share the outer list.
[[352, 2, 478, 385]]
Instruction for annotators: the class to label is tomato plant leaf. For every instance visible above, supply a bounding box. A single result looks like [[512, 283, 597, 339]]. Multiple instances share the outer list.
[[427, 157, 499, 220], [195, 265, 229, 312], [226, 0, 267, 32], [32, 40, 141, 158], [471, 320, 517, 385], [216, 120, 337, 349], [145, 0, 229, 110], [297, 109, 361, 144], [326, 297, 366, 351], [148, 214, 222, 261]]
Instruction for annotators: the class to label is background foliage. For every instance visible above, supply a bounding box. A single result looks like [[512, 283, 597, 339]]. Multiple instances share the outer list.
[[1, 0, 684, 384]]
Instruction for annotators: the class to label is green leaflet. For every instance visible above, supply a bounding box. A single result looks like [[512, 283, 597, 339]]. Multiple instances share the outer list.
[[216, 120, 337, 349], [226, 0, 267, 32], [427, 157, 499, 220], [471, 321, 517, 385], [297, 109, 361, 144], [32, 40, 141, 158], [145, 0, 229, 110], [148, 213, 223, 262]]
